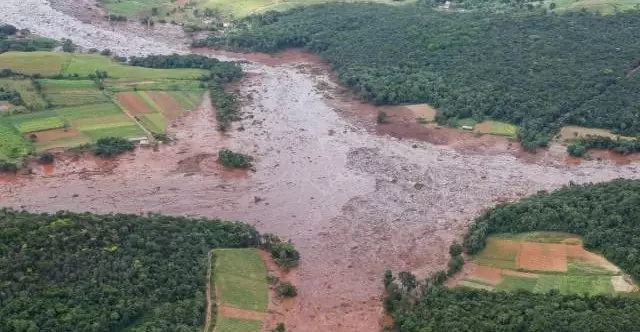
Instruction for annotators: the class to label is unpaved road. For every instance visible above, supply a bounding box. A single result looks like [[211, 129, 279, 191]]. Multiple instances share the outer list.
[[2, 1, 640, 331]]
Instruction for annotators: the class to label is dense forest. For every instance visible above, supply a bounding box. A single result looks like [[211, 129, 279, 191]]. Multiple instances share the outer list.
[[198, 5, 640, 148], [0, 209, 261, 331], [386, 179, 640, 331]]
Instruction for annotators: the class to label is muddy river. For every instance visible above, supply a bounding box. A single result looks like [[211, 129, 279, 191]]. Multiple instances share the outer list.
[[2, 1, 640, 330]]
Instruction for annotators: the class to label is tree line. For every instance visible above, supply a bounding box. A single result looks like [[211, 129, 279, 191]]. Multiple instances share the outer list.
[[0, 209, 263, 331], [197, 4, 640, 149], [385, 179, 640, 331], [0, 24, 57, 53]]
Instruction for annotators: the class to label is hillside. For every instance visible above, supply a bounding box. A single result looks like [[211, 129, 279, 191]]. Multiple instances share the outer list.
[[201, 4, 640, 149], [0, 209, 263, 331], [385, 179, 640, 331]]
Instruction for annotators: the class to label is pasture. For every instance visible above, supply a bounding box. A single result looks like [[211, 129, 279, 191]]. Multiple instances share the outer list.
[[474, 120, 518, 137], [0, 52, 205, 80], [40, 79, 110, 107], [0, 78, 48, 111], [213, 249, 268, 312], [215, 317, 262, 332], [455, 232, 637, 296], [0, 119, 31, 161]]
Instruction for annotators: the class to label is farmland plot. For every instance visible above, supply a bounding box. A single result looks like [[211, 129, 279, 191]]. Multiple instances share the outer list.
[[0, 78, 47, 111], [0, 119, 30, 160], [0, 52, 71, 75]]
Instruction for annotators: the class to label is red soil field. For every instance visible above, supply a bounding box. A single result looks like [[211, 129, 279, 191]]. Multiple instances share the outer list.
[[115, 92, 152, 116], [470, 265, 503, 285], [517, 242, 567, 272], [146, 91, 182, 121]]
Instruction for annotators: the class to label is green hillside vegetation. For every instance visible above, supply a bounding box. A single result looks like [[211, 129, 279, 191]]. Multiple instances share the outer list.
[[214, 249, 268, 311], [202, 4, 640, 149], [0, 53, 240, 164], [1, 24, 58, 53], [0, 209, 264, 331], [385, 179, 640, 331]]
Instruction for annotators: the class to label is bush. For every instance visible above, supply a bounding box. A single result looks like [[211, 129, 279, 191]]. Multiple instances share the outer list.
[[92, 137, 135, 156], [100, 49, 112, 56], [377, 111, 388, 124], [446, 255, 464, 276], [277, 282, 297, 297], [270, 323, 286, 332], [218, 149, 253, 168], [62, 39, 75, 53], [39, 152, 54, 164], [270, 242, 300, 268], [0, 161, 18, 172]]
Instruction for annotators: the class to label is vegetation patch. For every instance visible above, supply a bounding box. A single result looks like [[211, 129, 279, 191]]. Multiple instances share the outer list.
[[385, 180, 640, 331], [0, 51, 70, 75], [0, 209, 262, 331], [214, 248, 269, 312], [215, 317, 262, 332], [474, 120, 518, 137], [9, 111, 66, 133], [218, 149, 253, 168], [0, 78, 47, 111], [206, 5, 640, 149], [0, 119, 30, 161]]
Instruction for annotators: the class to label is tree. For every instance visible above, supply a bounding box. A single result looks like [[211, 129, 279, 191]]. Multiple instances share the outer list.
[[550, 2, 557, 9], [384, 269, 395, 288], [398, 271, 417, 292], [62, 39, 75, 53], [377, 111, 388, 124]]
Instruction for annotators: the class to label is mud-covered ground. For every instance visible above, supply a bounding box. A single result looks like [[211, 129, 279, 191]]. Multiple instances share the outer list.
[[2, 2, 640, 331]]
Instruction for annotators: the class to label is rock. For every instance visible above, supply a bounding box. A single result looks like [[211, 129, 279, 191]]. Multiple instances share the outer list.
[[414, 183, 425, 190]]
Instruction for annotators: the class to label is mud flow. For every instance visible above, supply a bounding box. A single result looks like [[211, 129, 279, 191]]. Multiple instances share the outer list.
[[2, 2, 640, 330]]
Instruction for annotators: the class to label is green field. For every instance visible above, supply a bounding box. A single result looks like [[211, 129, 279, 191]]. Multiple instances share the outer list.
[[9, 111, 67, 133], [0, 119, 31, 161], [214, 249, 268, 312], [475, 120, 518, 137], [1, 52, 205, 80], [105, 79, 204, 92], [40, 79, 110, 107], [0, 78, 48, 111], [458, 233, 634, 296], [548, 0, 640, 14], [168, 90, 204, 109], [139, 113, 166, 133], [0, 52, 71, 75], [215, 317, 262, 332]]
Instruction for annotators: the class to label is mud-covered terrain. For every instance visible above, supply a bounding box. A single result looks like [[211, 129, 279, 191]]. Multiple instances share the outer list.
[[2, 1, 640, 330]]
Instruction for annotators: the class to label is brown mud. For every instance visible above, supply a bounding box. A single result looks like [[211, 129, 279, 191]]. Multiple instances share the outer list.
[[2, 7, 640, 329]]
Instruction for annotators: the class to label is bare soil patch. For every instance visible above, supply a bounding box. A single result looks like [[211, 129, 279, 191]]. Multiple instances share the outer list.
[[612, 275, 637, 292], [517, 242, 567, 272], [559, 126, 622, 141], [469, 265, 503, 285], [115, 91, 152, 115], [146, 90, 182, 120], [219, 305, 268, 321]]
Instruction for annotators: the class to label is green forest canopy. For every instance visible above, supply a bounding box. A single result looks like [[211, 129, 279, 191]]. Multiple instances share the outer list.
[[0, 210, 261, 332], [387, 179, 640, 331], [201, 4, 640, 149]]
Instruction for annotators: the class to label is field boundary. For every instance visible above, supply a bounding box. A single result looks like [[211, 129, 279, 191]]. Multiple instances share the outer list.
[[110, 95, 154, 140]]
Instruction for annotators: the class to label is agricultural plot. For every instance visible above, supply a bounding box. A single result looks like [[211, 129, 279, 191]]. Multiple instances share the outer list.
[[63, 54, 205, 80], [474, 120, 518, 137], [39, 79, 110, 107], [407, 104, 437, 123], [0, 52, 71, 75], [213, 249, 268, 312], [105, 79, 204, 92], [115, 90, 200, 133], [547, 0, 640, 14], [215, 317, 262, 332], [557, 125, 634, 142], [456, 232, 638, 295], [0, 119, 31, 161], [0, 78, 48, 111]]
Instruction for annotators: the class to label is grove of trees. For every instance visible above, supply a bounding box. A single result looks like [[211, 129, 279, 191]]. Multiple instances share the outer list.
[[199, 4, 640, 148], [386, 179, 640, 331], [0, 209, 262, 331]]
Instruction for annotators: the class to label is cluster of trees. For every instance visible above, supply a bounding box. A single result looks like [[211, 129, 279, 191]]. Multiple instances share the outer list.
[[0, 86, 22, 105], [385, 179, 640, 331], [128, 54, 242, 83], [218, 148, 253, 168], [567, 136, 640, 156], [0, 209, 262, 331], [200, 4, 640, 148], [91, 136, 135, 156], [0, 24, 57, 53]]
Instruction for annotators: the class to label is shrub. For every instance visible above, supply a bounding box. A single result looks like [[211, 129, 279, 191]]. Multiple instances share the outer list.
[[270, 323, 286, 332], [218, 149, 253, 168], [39, 152, 54, 164], [270, 242, 300, 268], [92, 137, 135, 156], [100, 49, 112, 56], [377, 111, 388, 124], [277, 282, 297, 297], [0, 161, 18, 172]]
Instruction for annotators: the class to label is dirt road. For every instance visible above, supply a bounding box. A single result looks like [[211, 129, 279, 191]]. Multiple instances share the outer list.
[[2, 1, 640, 331]]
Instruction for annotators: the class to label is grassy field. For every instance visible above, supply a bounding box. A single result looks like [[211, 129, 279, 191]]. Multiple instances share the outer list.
[[215, 317, 262, 332], [1, 52, 205, 80], [456, 232, 637, 295], [474, 120, 518, 137], [0, 52, 71, 75], [0, 119, 31, 161], [40, 79, 110, 107], [548, 0, 640, 14], [0, 79, 48, 111], [105, 79, 204, 92], [213, 249, 268, 312]]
